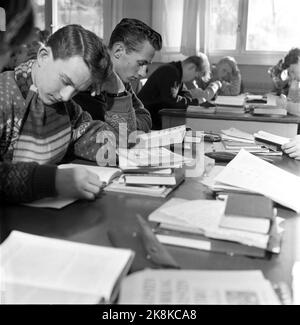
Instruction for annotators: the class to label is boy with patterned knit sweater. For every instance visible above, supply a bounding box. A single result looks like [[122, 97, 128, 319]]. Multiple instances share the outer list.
[[0, 25, 142, 203]]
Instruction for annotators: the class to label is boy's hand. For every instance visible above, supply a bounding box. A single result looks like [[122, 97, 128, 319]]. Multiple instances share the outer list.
[[282, 135, 300, 160], [55, 166, 103, 200]]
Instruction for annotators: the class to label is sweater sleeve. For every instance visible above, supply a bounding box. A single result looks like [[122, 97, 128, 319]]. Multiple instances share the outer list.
[[127, 83, 152, 132], [68, 98, 139, 163], [219, 73, 242, 96], [158, 67, 199, 108], [0, 162, 57, 203]]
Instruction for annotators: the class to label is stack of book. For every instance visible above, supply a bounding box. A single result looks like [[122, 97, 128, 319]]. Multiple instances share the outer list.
[[220, 128, 282, 155], [220, 193, 275, 234], [246, 94, 287, 116], [214, 95, 246, 114], [253, 130, 290, 151], [105, 125, 195, 197], [121, 166, 185, 186], [148, 196, 283, 258]]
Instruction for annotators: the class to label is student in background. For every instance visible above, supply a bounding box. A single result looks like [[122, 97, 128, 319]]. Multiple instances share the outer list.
[[0, 24, 115, 203], [192, 56, 242, 97], [74, 18, 162, 133], [281, 49, 300, 159], [138, 55, 211, 130], [268, 48, 300, 96], [0, 0, 34, 72]]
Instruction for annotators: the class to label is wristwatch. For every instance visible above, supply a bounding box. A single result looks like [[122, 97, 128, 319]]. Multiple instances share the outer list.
[[106, 91, 127, 97]]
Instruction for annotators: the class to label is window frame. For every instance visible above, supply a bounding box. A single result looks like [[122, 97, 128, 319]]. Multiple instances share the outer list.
[[41, 0, 107, 39], [205, 0, 290, 65]]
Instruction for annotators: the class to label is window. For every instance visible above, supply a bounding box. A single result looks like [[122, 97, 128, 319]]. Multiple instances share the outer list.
[[208, 0, 239, 51], [55, 0, 104, 37], [207, 0, 300, 64], [161, 0, 184, 52], [246, 0, 300, 52], [32, 0, 104, 38], [32, 0, 46, 30]]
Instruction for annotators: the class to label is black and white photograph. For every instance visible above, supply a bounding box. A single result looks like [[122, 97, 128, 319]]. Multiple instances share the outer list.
[[0, 0, 299, 311]]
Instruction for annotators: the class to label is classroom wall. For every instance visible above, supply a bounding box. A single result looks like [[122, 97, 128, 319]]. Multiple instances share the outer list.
[[239, 65, 273, 94], [123, 0, 152, 25]]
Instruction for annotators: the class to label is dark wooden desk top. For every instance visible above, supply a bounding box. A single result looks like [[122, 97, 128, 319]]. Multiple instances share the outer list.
[[1, 155, 300, 288], [159, 108, 300, 123]]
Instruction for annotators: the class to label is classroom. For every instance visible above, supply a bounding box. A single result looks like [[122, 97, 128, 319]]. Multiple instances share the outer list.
[[1, 0, 300, 308]]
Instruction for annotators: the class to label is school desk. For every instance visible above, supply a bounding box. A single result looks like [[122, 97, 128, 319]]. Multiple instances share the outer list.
[[159, 109, 300, 138], [1, 154, 300, 291]]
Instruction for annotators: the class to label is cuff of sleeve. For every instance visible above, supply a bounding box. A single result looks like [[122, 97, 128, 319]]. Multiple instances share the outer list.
[[32, 165, 58, 199]]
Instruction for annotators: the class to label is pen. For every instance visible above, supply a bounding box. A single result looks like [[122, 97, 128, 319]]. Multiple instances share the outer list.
[[95, 181, 107, 198]]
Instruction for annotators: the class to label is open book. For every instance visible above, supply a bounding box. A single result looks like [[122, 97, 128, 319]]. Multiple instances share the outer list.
[[214, 149, 300, 213], [118, 269, 280, 304], [135, 125, 186, 148], [25, 164, 122, 209], [0, 231, 134, 304]]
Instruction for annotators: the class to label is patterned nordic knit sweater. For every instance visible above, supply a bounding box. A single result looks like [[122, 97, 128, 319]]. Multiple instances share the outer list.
[[0, 60, 141, 203], [74, 82, 152, 132], [138, 61, 199, 129]]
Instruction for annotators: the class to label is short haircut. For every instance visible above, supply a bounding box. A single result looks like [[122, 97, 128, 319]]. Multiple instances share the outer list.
[[0, 0, 34, 54], [46, 24, 112, 87], [217, 56, 240, 77], [109, 18, 162, 53], [283, 48, 300, 69], [183, 54, 211, 82]]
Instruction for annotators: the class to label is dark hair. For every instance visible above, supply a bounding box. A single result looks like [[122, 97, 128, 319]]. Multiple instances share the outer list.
[[183, 54, 211, 82], [109, 18, 162, 53], [283, 48, 300, 69], [0, 0, 34, 54], [46, 24, 112, 86]]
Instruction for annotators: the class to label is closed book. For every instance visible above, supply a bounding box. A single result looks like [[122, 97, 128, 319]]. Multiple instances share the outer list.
[[254, 131, 290, 151], [187, 105, 216, 114], [155, 226, 266, 258], [124, 168, 185, 186], [252, 107, 287, 116], [220, 193, 274, 234]]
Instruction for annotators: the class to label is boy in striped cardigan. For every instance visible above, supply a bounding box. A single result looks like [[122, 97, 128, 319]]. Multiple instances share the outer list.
[[0, 24, 143, 203]]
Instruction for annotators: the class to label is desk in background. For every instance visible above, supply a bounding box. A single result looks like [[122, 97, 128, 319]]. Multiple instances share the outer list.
[[160, 109, 300, 138], [2, 153, 300, 290]]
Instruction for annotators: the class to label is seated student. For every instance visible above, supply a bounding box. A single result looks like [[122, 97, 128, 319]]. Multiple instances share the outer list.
[[268, 48, 300, 96], [74, 18, 162, 133], [0, 24, 135, 204], [281, 49, 300, 159], [192, 56, 242, 97], [138, 55, 210, 130]]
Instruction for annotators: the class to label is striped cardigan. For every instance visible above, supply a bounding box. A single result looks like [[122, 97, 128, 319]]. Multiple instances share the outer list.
[[0, 60, 143, 203]]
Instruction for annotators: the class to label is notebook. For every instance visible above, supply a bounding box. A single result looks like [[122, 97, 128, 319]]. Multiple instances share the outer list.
[[0, 231, 134, 304]]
